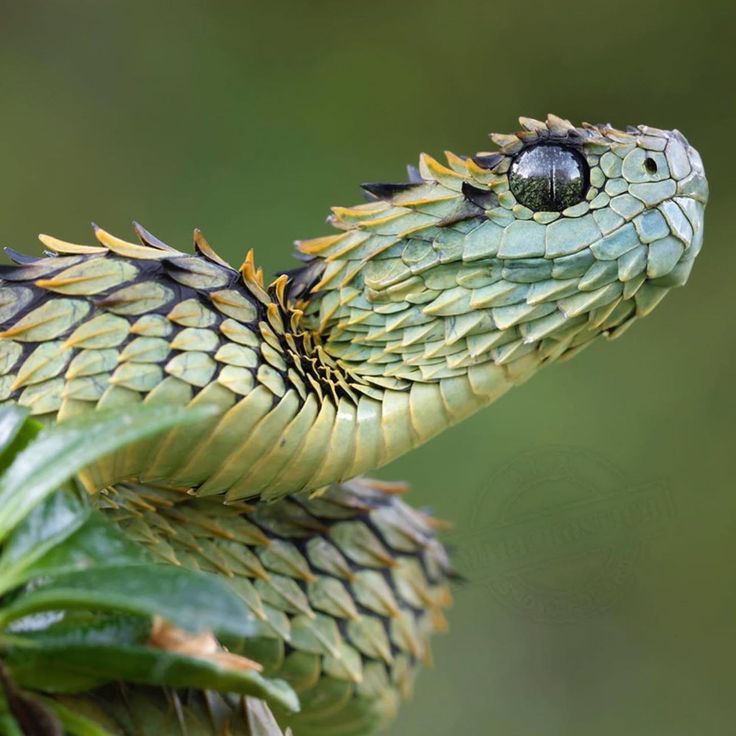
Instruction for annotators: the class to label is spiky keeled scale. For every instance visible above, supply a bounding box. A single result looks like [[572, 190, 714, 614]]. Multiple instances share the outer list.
[[0, 115, 707, 735], [92, 478, 452, 736], [3, 118, 704, 504], [0, 227, 510, 503]]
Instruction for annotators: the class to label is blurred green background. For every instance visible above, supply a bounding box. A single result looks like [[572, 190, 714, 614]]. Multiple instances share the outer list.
[[0, 1, 733, 734]]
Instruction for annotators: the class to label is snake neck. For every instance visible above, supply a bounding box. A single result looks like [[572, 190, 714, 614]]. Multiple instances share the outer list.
[[179, 290, 525, 502], [207, 266, 540, 502], [74, 257, 522, 502]]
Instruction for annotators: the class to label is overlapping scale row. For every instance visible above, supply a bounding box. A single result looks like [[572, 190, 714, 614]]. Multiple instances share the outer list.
[[0, 225, 379, 421], [0, 232, 240, 412], [0, 221, 521, 503], [0, 115, 706, 501], [98, 477, 453, 736], [297, 114, 705, 384], [1, 224, 415, 499]]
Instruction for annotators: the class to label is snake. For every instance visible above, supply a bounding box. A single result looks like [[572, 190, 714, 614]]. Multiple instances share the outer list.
[[0, 114, 708, 734]]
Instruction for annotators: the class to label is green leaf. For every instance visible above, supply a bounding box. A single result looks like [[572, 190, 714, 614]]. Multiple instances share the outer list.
[[2, 615, 145, 693], [0, 403, 218, 541], [4, 615, 288, 713], [0, 406, 29, 455], [4, 616, 148, 693], [39, 698, 117, 736], [17, 612, 151, 647], [4, 511, 150, 590], [0, 564, 257, 638], [0, 407, 40, 477], [0, 403, 301, 722], [0, 489, 91, 595], [0, 712, 24, 736], [3, 657, 107, 695], [7, 619, 298, 713]]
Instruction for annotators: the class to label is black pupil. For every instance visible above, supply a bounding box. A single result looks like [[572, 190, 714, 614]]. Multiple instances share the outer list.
[[508, 143, 589, 212]]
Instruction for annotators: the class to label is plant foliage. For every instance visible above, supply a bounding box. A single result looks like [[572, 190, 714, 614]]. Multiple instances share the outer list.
[[0, 405, 296, 735]]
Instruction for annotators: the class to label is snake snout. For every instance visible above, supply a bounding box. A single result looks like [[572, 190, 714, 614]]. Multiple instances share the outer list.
[[666, 130, 708, 202], [679, 149, 709, 207], [636, 131, 708, 288]]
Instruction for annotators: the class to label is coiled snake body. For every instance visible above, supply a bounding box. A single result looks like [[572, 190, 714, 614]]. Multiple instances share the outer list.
[[0, 115, 708, 734]]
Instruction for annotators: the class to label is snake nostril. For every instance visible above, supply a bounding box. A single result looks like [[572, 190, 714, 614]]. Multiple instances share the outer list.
[[644, 157, 658, 175]]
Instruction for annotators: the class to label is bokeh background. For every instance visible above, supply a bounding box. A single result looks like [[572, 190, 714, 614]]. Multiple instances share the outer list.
[[0, 1, 733, 734]]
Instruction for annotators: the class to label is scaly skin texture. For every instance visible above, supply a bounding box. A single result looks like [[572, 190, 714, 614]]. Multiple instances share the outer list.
[[0, 116, 707, 502], [0, 115, 708, 734], [94, 479, 452, 736]]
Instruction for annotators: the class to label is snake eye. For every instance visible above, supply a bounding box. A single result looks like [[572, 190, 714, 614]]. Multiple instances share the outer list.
[[509, 143, 589, 212]]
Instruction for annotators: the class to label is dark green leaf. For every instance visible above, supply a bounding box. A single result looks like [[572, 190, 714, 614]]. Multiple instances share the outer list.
[[0, 406, 29, 455], [0, 408, 40, 477], [4, 656, 108, 695], [2, 616, 150, 693], [1, 564, 257, 638], [8, 512, 150, 587], [0, 712, 24, 736], [10, 612, 150, 649], [38, 698, 117, 736], [0, 489, 91, 595], [0, 404, 218, 541], [8, 643, 298, 712]]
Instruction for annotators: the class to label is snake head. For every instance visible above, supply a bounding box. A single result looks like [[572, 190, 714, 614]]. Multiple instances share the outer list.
[[459, 115, 709, 357], [298, 114, 708, 385]]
